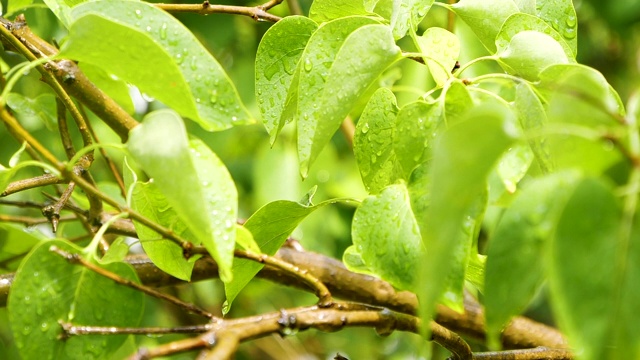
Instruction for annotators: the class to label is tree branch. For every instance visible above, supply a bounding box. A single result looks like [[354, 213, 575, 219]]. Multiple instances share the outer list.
[[155, 0, 282, 22]]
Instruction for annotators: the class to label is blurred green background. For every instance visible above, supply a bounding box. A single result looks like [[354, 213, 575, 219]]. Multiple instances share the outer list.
[[1, 0, 640, 358]]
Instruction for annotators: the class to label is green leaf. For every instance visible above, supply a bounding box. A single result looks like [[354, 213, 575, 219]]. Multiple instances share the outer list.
[[0, 224, 43, 272], [99, 238, 130, 264], [354, 88, 402, 194], [224, 200, 328, 312], [484, 170, 581, 348], [496, 13, 575, 61], [535, 0, 577, 55], [346, 183, 423, 290], [6, 93, 57, 131], [255, 16, 318, 143], [451, 0, 520, 53], [79, 63, 134, 115], [8, 240, 144, 359], [390, 0, 435, 39], [420, 104, 518, 324], [296, 18, 401, 177], [496, 31, 569, 81], [62, 0, 250, 131], [496, 143, 534, 193], [309, 0, 375, 23], [127, 110, 238, 282], [513, 0, 535, 14], [42, 0, 86, 26], [548, 177, 640, 359], [394, 100, 442, 178], [130, 180, 199, 281], [416, 27, 459, 86], [7, 0, 37, 16], [514, 82, 553, 173], [443, 80, 474, 126]]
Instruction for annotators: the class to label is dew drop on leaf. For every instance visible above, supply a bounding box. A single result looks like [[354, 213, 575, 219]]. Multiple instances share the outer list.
[[303, 58, 313, 72], [134, 9, 142, 18], [159, 23, 168, 39]]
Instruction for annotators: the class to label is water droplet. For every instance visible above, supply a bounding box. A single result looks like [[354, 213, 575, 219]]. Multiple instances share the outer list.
[[264, 64, 278, 80], [176, 53, 184, 64], [40, 322, 49, 332], [303, 58, 313, 72], [190, 57, 198, 71], [371, 154, 377, 164], [22, 326, 32, 335], [563, 27, 576, 39], [134, 9, 142, 18], [361, 123, 370, 134], [145, 25, 151, 32], [210, 89, 218, 104], [231, 116, 238, 122], [159, 23, 168, 39], [565, 15, 577, 28], [202, 181, 209, 187], [195, 98, 201, 103]]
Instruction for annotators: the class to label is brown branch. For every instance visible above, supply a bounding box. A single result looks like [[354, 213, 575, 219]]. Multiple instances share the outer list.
[[59, 321, 211, 336], [41, 182, 76, 232], [340, 116, 355, 148], [2, 16, 139, 142], [50, 245, 218, 320], [0, 213, 77, 226], [473, 347, 573, 360], [155, 0, 283, 22], [56, 97, 76, 160], [232, 248, 333, 307], [1, 173, 66, 197]]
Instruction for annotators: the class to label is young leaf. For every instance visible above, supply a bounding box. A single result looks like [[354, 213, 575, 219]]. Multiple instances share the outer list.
[[8, 240, 144, 360], [0, 224, 43, 272], [535, 0, 577, 55], [496, 13, 575, 61], [513, 0, 535, 14], [127, 110, 238, 282], [443, 80, 474, 126], [255, 16, 317, 143], [451, 0, 520, 53], [496, 31, 569, 81], [416, 27, 459, 86], [420, 104, 518, 324], [548, 177, 639, 359], [130, 180, 199, 281], [296, 19, 401, 177], [224, 200, 330, 311], [6, 93, 57, 130], [79, 63, 134, 115], [484, 170, 581, 348], [61, 0, 251, 131], [393, 100, 442, 178], [496, 143, 534, 193], [390, 0, 435, 39], [354, 88, 402, 194], [514, 82, 553, 173], [309, 0, 375, 23], [346, 183, 423, 290]]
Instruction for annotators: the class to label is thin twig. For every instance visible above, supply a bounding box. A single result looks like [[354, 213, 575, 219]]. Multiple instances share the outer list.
[[59, 321, 211, 336], [41, 182, 76, 232], [50, 245, 218, 320], [0, 213, 77, 226], [155, 1, 282, 22], [472, 347, 573, 360], [1, 173, 66, 197], [232, 249, 333, 307], [56, 97, 76, 160]]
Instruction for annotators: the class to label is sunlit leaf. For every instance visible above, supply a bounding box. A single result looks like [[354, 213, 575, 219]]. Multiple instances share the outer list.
[[6, 93, 57, 131], [514, 82, 553, 173], [496, 31, 569, 81], [296, 18, 401, 177], [485, 170, 581, 348], [548, 177, 640, 359], [127, 110, 237, 282], [390, 0, 435, 39], [354, 88, 402, 193], [79, 63, 134, 115], [496, 13, 575, 61], [416, 27, 459, 86], [420, 104, 518, 325], [0, 224, 43, 272], [346, 183, 423, 290], [255, 16, 317, 143], [62, 0, 251, 131], [309, 0, 375, 23], [8, 240, 143, 359], [535, 0, 577, 56], [451, 0, 520, 53]]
